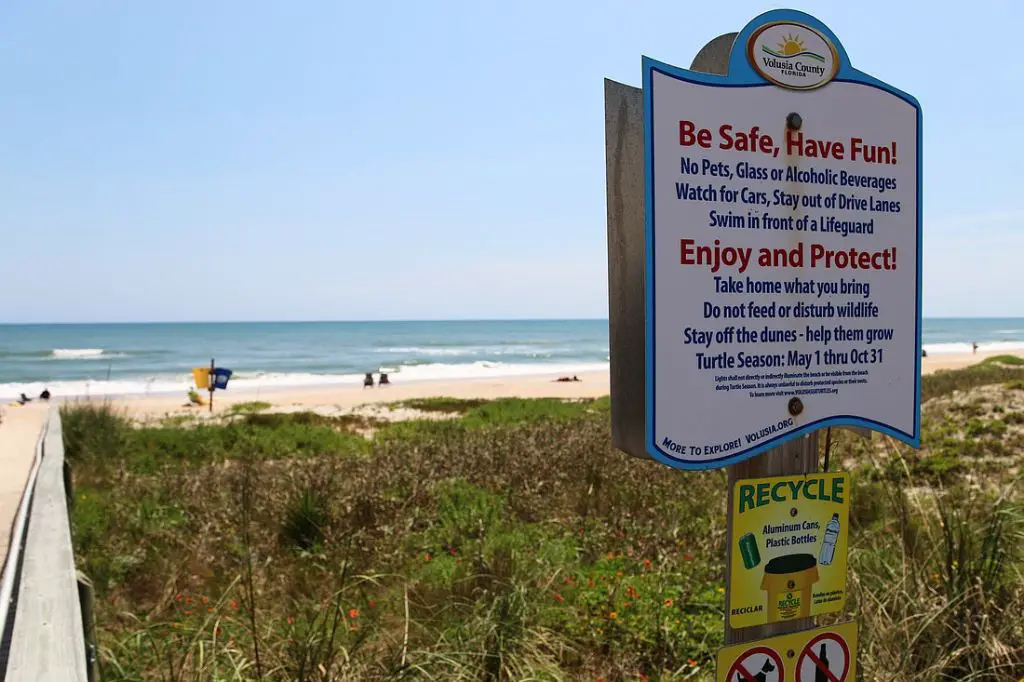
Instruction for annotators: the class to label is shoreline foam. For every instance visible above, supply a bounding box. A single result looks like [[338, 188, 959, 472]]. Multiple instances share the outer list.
[[0, 361, 611, 401]]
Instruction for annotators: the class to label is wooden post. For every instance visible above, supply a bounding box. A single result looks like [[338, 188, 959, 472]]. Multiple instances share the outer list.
[[209, 357, 215, 413], [77, 571, 100, 682], [684, 32, 824, 647]]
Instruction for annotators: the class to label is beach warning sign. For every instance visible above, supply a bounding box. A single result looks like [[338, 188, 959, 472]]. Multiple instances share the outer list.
[[728, 472, 849, 628], [717, 621, 857, 682], [796, 631, 853, 682], [725, 646, 784, 682], [642, 8, 922, 471]]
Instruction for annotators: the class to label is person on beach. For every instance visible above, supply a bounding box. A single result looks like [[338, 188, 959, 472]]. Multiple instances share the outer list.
[[973, 342, 979, 354], [363, 372, 375, 388], [39, 389, 51, 401], [187, 387, 205, 406], [17, 393, 32, 405], [379, 373, 390, 386]]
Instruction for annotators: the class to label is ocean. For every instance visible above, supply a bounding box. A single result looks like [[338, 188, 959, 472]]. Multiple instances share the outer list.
[[0, 318, 1020, 400], [0, 320, 610, 399]]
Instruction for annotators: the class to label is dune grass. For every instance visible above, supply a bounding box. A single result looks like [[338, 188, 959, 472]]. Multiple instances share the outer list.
[[229, 401, 274, 414], [60, 371, 1024, 681]]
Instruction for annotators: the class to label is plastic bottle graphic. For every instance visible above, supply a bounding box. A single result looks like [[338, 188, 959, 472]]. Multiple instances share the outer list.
[[819, 513, 841, 566]]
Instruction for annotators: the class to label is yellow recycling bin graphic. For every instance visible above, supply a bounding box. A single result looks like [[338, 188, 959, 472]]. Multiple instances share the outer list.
[[729, 472, 849, 628]]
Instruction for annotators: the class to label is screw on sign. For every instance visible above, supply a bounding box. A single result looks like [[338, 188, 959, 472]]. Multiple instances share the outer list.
[[727, 646, 784, 682], [796, 632, 851, 682]]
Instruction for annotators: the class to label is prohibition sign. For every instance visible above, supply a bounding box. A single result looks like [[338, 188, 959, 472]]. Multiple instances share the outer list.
[[797, 631, 851, 682], [727, 646, 784, 682]]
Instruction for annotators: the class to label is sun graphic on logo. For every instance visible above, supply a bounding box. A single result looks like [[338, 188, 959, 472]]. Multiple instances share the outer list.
[[777, 34, 805, 56]]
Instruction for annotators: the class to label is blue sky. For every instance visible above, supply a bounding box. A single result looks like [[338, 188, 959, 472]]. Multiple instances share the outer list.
[[0, 0, 1019, 322]]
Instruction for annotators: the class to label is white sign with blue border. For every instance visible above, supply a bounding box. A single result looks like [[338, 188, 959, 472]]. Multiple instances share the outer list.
[[644, 9, 921, 470]]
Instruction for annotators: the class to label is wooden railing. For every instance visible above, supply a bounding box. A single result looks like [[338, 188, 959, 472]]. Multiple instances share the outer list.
[[0, 408, 92, 681]]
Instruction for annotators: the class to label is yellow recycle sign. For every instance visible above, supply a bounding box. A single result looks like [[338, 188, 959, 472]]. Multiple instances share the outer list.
[[729, 472, 849, 628]]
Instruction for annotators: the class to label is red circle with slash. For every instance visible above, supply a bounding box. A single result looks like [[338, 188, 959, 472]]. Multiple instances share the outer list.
[[796, 631, 852, 682], [727, 646, 784, 682]]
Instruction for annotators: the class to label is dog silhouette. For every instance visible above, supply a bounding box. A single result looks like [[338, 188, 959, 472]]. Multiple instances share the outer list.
[[736, 657, 775, 682]]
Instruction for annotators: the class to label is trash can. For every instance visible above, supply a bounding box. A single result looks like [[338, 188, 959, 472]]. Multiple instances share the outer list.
[[192, 367, 211, 390], [760, 553, 819, 621], [213, 368, 233, 390]]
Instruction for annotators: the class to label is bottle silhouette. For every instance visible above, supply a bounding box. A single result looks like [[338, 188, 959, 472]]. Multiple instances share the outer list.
[[819, 513, 841, 566], [815, 643, 830, 682]]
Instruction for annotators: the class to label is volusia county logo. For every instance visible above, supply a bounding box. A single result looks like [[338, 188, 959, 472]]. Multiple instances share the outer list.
[[747, 22, 839, 90]]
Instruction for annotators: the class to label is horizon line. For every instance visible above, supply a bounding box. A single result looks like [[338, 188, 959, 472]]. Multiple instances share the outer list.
[[0, 315, 1020, 326], [0, 317, 612, 326]]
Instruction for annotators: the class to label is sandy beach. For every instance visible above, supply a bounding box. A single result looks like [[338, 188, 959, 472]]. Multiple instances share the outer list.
[[17, 349, 1013, 422], [92, 370, 612, 421], [920, 349, 1017, 373]]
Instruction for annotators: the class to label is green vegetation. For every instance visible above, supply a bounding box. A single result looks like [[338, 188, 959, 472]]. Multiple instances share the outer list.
[[62, 375, 1024, 681], [394, 396, 607, 427], [982, 354, 1024, 366], [229, 401, 273, 414], [394, 397, 490, 413], [921, 361, 1024, 401]]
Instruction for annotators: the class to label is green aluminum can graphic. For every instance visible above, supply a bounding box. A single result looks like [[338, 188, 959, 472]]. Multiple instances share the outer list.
[[738, 532, 761, 569]]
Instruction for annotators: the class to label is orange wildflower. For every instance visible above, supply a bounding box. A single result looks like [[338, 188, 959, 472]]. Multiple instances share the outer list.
[[287, 616, 295, 625], [348, 608, 359, 619], [608, 611, 618, 620], [552, 593, 565, 604], [663, 598, 674, 607]]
